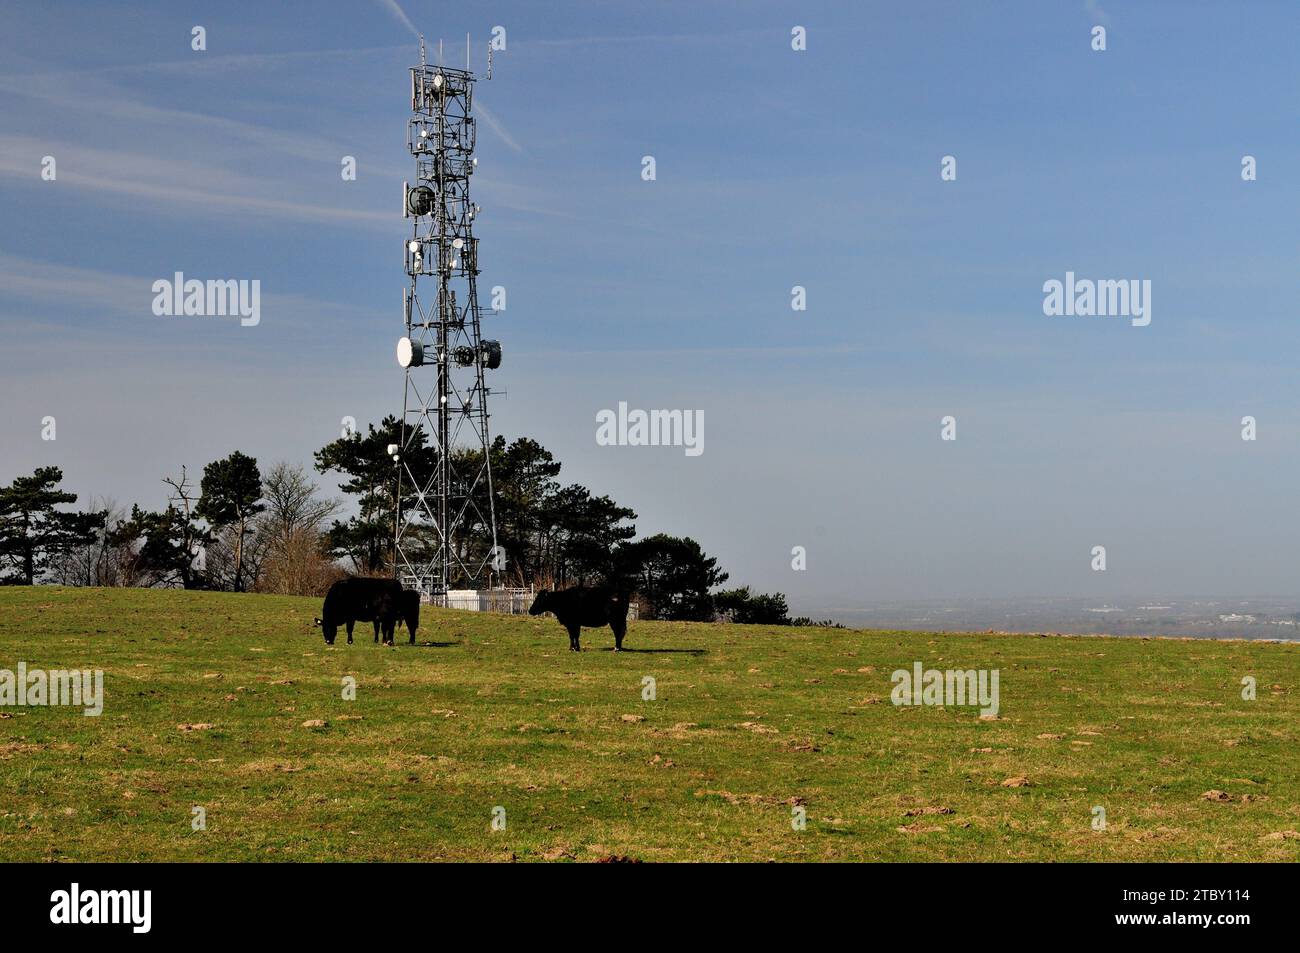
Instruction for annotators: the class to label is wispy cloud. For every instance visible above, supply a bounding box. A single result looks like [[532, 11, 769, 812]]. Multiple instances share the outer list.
[[474, 100, 524, 154], [374, 0, 420, 39], [0, 135, 390, 228], [0, 252, 382, 331], [0, 252, 146, 320], [523, 31, 769, 48], [0, 73, 352, 166], [0, 45, 408, 80]]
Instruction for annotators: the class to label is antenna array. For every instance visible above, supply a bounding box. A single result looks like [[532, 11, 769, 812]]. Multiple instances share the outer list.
[[393, 41, 502, 600]]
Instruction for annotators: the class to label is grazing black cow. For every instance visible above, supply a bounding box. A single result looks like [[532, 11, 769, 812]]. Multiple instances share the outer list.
[[370, 588, 422, 645], [398, 589, 421, 645], [529, 586, 631, 652], [316, 577, 421, 646]]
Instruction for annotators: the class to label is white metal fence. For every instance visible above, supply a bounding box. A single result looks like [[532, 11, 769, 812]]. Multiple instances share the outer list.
[[434, 587, 639, 620], [442, 587, 536, 614]]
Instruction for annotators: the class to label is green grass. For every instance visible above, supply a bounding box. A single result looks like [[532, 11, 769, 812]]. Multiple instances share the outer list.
[[1, 586, 1298, 861]]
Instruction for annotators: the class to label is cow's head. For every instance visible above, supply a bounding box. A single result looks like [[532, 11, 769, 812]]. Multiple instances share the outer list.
[[315, 617, 338, 645], [401, 590, 421, 639], [529, 590, 551, 616]]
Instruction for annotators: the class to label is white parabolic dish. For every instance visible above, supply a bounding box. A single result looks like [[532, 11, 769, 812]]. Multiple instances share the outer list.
[[396, 336, 423, 368]]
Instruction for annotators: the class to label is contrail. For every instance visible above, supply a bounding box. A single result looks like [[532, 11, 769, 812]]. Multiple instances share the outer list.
[[475, 101, 524, 154], [370, 1, 517, 152], [375, 0, 419, 39]]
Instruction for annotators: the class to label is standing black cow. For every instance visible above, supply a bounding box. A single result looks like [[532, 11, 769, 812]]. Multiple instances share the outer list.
[[376, 588, 422, 645], [316, 577, 421, 646], [529, 586, 631, 652], [398, 589, 421, 645]]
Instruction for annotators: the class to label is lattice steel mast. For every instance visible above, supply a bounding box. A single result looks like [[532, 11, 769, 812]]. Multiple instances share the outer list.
[[394, 37, 502, 601]]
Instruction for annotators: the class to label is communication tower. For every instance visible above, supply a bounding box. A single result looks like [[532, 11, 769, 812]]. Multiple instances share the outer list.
[[393, 37, 502, 601]]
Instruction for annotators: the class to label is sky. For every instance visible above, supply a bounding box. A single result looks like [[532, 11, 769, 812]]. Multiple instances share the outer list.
[[3, 1, 1300, 615]]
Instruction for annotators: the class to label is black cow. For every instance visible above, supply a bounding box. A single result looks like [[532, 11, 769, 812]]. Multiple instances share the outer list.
[[398, 589, 421, 645], [529, 586, 631, 652], [316, 577, 421, 646], [378, 588, 422, 645]]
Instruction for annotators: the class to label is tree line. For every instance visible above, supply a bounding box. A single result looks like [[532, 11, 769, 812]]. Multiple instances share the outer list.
[[0, 421, 836, 625]]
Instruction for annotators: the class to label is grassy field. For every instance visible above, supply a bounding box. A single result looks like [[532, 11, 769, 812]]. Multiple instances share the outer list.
[[1, 585, 1298, 862]]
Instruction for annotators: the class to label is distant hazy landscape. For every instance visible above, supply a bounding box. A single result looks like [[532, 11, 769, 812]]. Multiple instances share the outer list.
[[828, 598, 1300, 641]]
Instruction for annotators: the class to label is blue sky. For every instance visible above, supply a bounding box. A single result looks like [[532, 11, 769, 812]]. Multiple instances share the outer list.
[[4, 1, 1300, 613]]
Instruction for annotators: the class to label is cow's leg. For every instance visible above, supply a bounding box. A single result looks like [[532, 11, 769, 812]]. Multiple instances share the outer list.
[[383, 619, 396, 646], [346, 620, 355, 645], [567, 622, 581, 652], [611, 618, 626, 652], [373, 620, 381, 643]]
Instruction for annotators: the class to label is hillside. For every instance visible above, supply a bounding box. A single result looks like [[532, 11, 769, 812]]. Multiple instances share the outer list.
[[0, 586, 1297, 861]]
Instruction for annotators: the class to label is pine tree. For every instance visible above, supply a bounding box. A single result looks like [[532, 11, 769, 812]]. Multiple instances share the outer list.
[[0, 467, 105, 585]]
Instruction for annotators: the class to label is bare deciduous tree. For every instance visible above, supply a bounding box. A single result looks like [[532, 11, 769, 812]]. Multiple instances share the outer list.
[[49, 497, 120, 586], [253, 462, 342, 596]]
